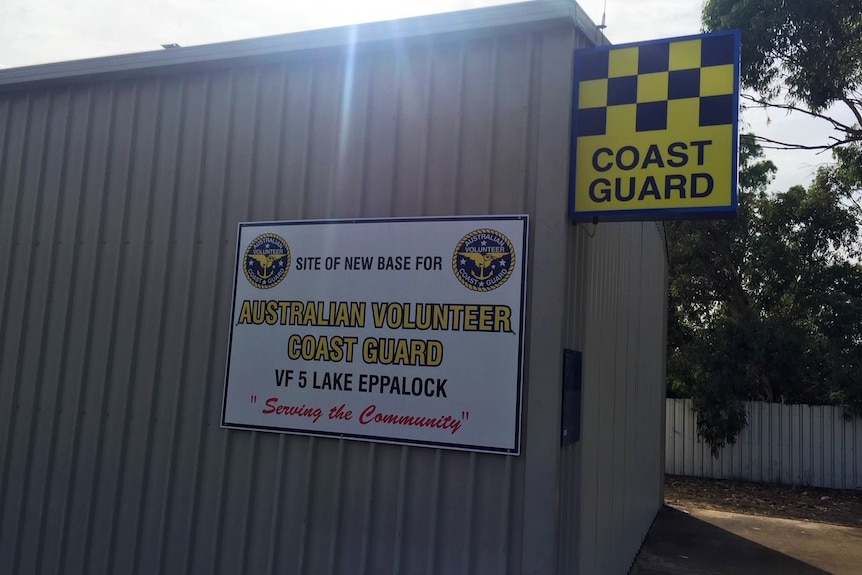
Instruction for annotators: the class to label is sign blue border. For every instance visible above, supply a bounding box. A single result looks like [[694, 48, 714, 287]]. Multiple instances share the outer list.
[[568, 30, 741, 222]]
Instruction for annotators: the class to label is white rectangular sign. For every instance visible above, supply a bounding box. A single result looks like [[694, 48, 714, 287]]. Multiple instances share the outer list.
[[222, 216, 528, 454]]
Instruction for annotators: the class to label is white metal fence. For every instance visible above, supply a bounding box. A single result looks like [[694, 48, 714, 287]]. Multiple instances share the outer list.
[[666, 398, 862, 490]]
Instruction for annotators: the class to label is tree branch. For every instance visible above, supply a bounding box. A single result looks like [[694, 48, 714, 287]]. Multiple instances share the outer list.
[[741, 94, 859, 135], [841, 96, 862, 128], [747, 134, 840, 152], [740, 93, 862, 151]]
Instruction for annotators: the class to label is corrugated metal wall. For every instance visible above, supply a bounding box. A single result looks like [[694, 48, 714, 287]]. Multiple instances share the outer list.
[[666, 398, 862, 490], [558, 223, 667, 575], [0, 11, 598, 575]]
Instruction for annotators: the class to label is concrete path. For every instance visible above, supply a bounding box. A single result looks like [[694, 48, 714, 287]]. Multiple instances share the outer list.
[[630, 505, 862, 575]]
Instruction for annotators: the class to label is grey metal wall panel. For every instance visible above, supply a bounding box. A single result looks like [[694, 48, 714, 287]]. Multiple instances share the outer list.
[[0, 14, 596, 575], [0, 5, 668, 574], [666, 398, 862, 490], [519, 24, 578, 575], [559, 221, 667, 575]]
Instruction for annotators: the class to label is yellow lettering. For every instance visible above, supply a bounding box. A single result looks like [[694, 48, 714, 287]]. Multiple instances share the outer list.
[[266, 300, 279, 325], [495, 306, 512, 332], [238, 300, 253, 324]]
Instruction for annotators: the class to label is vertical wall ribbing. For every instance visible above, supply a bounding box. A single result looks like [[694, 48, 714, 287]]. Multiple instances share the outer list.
[[153, 75, 192, 575], [0, 13, 666, 575], [564, 221, 667, 575], [0, 27, 546, 574], [13, 90, 66, 575], [666, 400, 862, 490]]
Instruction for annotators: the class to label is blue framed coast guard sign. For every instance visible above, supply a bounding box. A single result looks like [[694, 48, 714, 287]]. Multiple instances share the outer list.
[[570, 30, 741, 221]]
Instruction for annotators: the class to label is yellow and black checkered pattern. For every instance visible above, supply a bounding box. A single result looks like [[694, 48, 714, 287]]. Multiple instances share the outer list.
[[575, 34, 736, 137]]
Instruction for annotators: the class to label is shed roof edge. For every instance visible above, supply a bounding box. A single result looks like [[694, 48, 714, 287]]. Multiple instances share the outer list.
[[0, 1, 604, 89]]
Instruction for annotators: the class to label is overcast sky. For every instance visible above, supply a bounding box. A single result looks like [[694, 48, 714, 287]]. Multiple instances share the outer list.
[[0, 0, 847, 192]]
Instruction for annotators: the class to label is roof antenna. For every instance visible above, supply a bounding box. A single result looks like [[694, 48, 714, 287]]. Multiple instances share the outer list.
[[596, 0, 608, 45]]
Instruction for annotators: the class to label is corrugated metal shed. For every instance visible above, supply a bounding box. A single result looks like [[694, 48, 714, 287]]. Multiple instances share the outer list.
[[0, 2, 667, 573], [562, 222, 667, 574]]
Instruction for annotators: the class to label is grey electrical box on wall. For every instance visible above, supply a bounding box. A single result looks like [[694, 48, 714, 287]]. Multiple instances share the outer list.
[[561, 349, 583, 446]]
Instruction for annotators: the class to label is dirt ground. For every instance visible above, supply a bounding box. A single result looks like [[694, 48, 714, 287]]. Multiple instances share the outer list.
[[665, 475, 862, 528]]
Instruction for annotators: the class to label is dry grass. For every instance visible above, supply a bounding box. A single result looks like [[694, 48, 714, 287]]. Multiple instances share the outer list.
[[665, 475, 862, 528]]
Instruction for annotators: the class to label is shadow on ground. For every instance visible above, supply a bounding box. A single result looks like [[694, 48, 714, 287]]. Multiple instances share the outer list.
[[630, 506, 831, 575]]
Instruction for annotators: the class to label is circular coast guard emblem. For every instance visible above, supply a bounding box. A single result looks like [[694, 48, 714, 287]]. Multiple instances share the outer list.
[[452, 228, 515, 292], [243, 233, 291, 289]]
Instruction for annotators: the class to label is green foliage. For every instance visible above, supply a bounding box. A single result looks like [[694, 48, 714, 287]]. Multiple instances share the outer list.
[[702, 0, 862, 115], [686, 0, 862, 453], [703, 0, 862, 153], [667, 136, 862, 454]]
